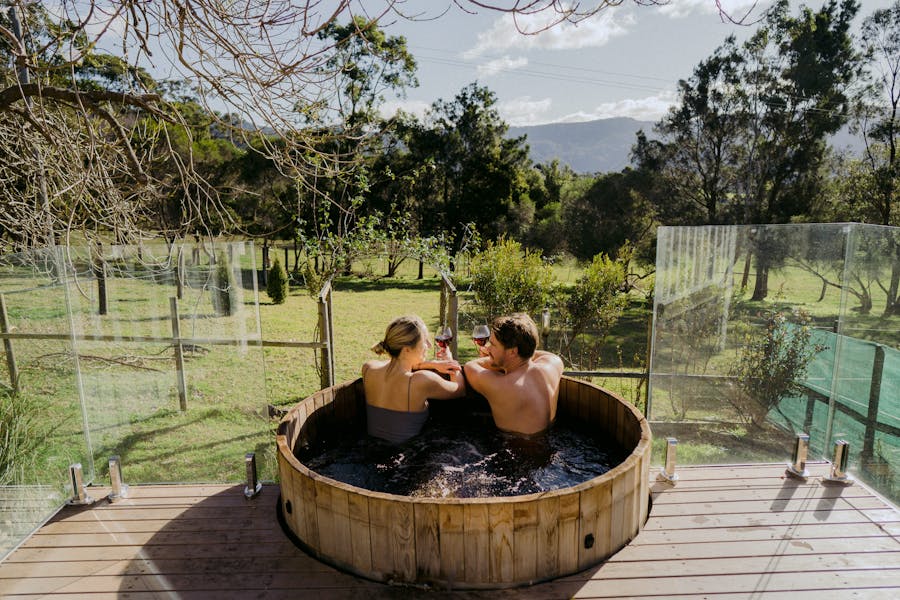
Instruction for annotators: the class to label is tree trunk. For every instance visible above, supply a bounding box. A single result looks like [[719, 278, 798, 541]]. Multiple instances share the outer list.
[[418, 260, 424, 280], [740, 250, 752, 291], [884, 243, 900, 316], [751, 263, 768, 301]]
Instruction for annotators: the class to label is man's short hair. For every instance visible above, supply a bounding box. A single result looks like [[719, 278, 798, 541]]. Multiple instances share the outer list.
[[492, 313, 539, 359]]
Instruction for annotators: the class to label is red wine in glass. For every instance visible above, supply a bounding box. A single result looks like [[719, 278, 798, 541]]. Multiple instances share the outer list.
[[472, 324, 490, 346], [435, 327, 453, 348]]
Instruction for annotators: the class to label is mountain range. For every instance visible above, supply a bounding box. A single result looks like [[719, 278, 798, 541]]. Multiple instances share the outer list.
[[507, 117, 653, 174], [509, 117, 867, 175]]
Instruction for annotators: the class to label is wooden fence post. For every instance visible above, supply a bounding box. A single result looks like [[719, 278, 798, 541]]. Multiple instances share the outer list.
[[317, 280, 335, 389], [0, 293, 19, 393], [176, 246, 185, 300], [862, 344, 886, 462], [170, 297, 188, 411], [94, 244, 107, 316], [439, 274, 458, 358]]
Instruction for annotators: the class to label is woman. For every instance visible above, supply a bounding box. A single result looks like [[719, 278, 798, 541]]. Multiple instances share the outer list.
[[362, 315, 465, 443]]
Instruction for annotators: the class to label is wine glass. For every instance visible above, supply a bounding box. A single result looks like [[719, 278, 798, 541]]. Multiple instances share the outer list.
[[434, 327, 453, 358], [472, 324, 490, 347]]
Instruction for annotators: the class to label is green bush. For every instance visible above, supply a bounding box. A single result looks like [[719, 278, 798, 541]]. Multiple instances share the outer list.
[[469, 237, 554, 319], [211, 251, 238, 316], [554, 250, 630, 368], [727, 310, 824, 428], [0, 390, 44, 485], [266, 258, 289, 304]]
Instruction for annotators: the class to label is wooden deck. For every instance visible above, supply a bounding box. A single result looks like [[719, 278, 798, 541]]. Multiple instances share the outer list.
[[2, 461, 900, 599]]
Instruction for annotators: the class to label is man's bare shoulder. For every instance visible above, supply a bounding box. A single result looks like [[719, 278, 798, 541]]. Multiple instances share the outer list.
[[531, 351, 564, 373]]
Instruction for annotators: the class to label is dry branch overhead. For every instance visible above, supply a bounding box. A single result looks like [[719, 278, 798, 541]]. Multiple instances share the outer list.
[[0, 1, 746, 254]]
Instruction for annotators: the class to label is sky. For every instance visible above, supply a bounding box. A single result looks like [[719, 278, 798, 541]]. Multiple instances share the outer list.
[[375, 0, 895, 126]]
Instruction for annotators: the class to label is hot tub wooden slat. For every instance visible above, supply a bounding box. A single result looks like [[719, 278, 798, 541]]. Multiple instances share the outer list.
[[558, 377, 575, 416], [536, 496, 560, 579], [284, 459, 308, 542], [313, 480, 337, 559], [488, 503, 514, 584], [558, 493, 580, 574], [576, 380, 590, 424], [464, 504, 491, 583], [300, 472, 319, 549], [390, 501, 415, 581], [513, 500, 539, 582], [368, 497, 392, 578], [328, 486, 353, 567], [579, 478, 613, 570], [610, 470, 628, 549], [413, 503, 441, 580], [439, 504, 465, 583], [347, 493, 372, 573]]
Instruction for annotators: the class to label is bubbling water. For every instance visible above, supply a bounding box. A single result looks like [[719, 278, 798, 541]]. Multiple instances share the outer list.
[[295, 415, 627, 498]]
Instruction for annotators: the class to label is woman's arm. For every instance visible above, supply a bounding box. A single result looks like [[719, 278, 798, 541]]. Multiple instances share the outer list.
[[414, 359, 461, 375], [415, 368, 466, 400]]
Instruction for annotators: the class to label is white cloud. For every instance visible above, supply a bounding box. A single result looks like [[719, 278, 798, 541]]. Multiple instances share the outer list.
[[477, 56, 529, 77], [659, 0, 771, 21], [464, 10, 634, 59], [558, 91, 678, 123], [498, 96, 554, 126]]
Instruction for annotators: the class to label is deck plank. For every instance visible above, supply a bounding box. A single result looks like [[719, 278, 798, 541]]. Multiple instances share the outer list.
[[1, 463, 899, 599]]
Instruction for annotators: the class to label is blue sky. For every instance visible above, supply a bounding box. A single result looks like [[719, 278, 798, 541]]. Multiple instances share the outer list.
[[378, 0, 894, 126]]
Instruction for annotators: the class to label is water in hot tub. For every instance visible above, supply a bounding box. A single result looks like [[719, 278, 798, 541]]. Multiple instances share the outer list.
[[294, 414, 628, 498]]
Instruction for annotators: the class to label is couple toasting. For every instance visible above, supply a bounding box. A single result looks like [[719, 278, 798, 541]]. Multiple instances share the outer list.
[[362, 313, 564, 444]]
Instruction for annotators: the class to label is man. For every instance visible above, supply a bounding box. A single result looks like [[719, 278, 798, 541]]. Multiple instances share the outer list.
[[464, 313, 564, 435]]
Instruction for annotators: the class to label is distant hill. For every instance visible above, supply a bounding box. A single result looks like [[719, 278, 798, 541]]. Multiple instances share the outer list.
[[507, 117, 655, 174], [508, 117, 868, 175]]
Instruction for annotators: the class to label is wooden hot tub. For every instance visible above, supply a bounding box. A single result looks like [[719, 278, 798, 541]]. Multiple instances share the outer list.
[[276, 376, 651, 589]]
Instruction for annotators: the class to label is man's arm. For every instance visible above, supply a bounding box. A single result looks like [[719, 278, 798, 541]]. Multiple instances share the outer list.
[[463, 357, 504, 397]]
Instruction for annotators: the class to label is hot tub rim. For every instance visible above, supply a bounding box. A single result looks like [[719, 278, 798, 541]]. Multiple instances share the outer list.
[[276, 376, 651, 505]]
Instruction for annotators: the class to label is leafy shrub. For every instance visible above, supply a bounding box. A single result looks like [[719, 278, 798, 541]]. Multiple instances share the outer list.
[[469, 237, 554, 319], [554, 250, 629, 367], [0, 390, 44, 485], [211, 251, 238, 316], [266, 258, 289, 304], [727, 310, 825, 428]]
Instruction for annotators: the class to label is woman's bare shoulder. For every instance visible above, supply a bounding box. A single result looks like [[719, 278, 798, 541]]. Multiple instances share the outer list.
[[361, 359, 388, 377]]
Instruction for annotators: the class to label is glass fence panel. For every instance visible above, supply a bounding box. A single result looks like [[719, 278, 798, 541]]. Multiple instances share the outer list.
[[0, 248, 84, 560], [62, 242, 268, 485], [650, 224, 900, 505]]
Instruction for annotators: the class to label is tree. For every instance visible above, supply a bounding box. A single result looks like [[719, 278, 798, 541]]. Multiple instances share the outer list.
[[741, 0, 860, 300], [561, 169, 655, 261], [267, 258, 289, 304], [469, 237, 554, 320], [407, 83, 533, 255], [853, 1, 900, 314], [636, 0, 861, 301], [557, 249, 630, 369], [639, 41, 747, 225]]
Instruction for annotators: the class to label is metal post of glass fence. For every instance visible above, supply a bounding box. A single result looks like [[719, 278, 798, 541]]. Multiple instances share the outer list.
[[244, 452, 262, 499], [66, 463, 95, 506], [657, 437, 679, 483], [823, 440, 854, 486], [786, 433, 810, 480], [108, 455, 129, 502]]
